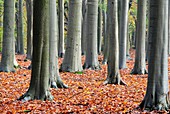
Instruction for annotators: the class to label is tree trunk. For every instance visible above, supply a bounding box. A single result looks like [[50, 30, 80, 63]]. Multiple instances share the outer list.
[[102, 0, 108, 65], [81, 0, 87, 55], [60, 0, 83, 72], [139, 0, 170, 110], [104, 0, 125, 85], [49, 0, 68, 89], [146, 0, 151, 62], [58, 0, 65, 58], [119, 0, 129, 69], [131, 0, 147, 74], [26, 0, 33, 60], [16, 0, 24, 54], [168, 1, 170, 55], [97, 0, 102, 55], [19, 0, 53, 101], [0, 0, 15, 72], [83, 0, 101, 70]]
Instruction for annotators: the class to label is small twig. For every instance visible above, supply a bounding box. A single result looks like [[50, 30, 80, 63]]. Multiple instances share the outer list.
[[68, 91, 84, 99]]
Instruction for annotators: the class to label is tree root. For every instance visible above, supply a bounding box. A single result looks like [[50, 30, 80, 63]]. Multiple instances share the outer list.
[[58, 53, 64, 58], [18, 90, 53, 102], [83, 64, 101, 70], [18, 93, 33, 102], [139, 93, 170, 111], [0, 67, 15, 73], [103, 78, 127, 85], [102, 60, 107, 65], [131, 68, 148, 75], [126, 55, 133, 60], [51, 81, 68, 89]]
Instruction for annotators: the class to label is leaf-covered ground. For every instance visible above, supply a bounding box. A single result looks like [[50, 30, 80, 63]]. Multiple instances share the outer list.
[[0, 49, 170, 113]]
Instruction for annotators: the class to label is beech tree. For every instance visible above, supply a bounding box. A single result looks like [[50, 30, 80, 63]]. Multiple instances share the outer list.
[[97, 0, 102, 55], [49, 0, 68, 88], [81, 0, 87, 55], [102, 0, 108, 65], [26, 0, 33, 60], [0, 0, 15, 72], [58, 0, 65, 58], [83, 0, 100, 70], [60, 0, 83, 72], [104, 0, 125, 85], [119, 0, 129, 69], [16, 0, 24, 54], [131, 0, 147, 74], [139, 0, 170, 110], [169, 1, 170, 55], [19, 0, 53, 101]]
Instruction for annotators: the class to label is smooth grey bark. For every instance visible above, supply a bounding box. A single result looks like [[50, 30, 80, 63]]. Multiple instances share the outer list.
[[102, 0, 108, 65], [104, 0, 125, 85], [60, 0, 83, 72], [58, 0, 65, 58], [81, 0, 87, 55], [119, 0, 129, 69], [97, 0, 102, 55], [49, 0, 68, 89], [19, 0, 53, 101], [126, 32, 131, 60], [0, 0, 15, 72], [14, 41, 19, 68], [131, 0, 147, 74], [139, 0, 170, 110], [168, 1, 170, 55], [16, 0, 24, 54], [83, 0, 101, 70], [145, 0, 150, 61], [26, 0, 33, 60]]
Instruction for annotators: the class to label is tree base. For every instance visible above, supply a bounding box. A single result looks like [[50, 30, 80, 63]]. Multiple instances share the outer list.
[[28, 65, 32, 70], [139, 92, 170, 111], [58, 53, 64, 58], [83, 64, 101, 70], [119, 64, 127, 69], [81, 52, 86, 56], [103, 78, 126, 85], [126, 55, 133, 60], [131, 68, 148, 75], [102, 60, 107, 65], [18, 90, 53, 102], [51, 81, 68, 89], [0, 67, 15, 73]]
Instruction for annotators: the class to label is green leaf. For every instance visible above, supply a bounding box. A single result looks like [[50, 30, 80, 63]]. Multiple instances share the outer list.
[[74, 71, 83, 74], [24, 110, 31, 113]]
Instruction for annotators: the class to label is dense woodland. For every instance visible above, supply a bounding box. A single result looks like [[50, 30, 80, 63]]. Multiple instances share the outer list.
[[0, 0, 170, 113]]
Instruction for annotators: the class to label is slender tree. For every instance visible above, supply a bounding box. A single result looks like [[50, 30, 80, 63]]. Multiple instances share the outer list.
[[131, 0, 147, 74], [168, 1, 170, 55], [58, 0, 65, 58], [26, 0, 33, 59], [60, 0, 83, 72], [81, 0, 87, 55], [0, 0, 15, 72], [119, 0, 129, 69], [139, 0, 170, 110], [49, 0, 68, 88], [83, 0, 101, 70], [16, 0, 24, 54], [97, 0, 102, 55], [104, 0, 125, 85], [102, 0, 109, 65], [19, 0, 53, 101]]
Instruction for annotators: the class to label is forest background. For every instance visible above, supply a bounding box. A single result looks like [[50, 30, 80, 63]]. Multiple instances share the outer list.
[[0, 0, 169, 113]]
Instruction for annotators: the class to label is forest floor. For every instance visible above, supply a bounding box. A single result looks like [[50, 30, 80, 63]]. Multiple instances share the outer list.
[[0, 49, 170, 114]]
